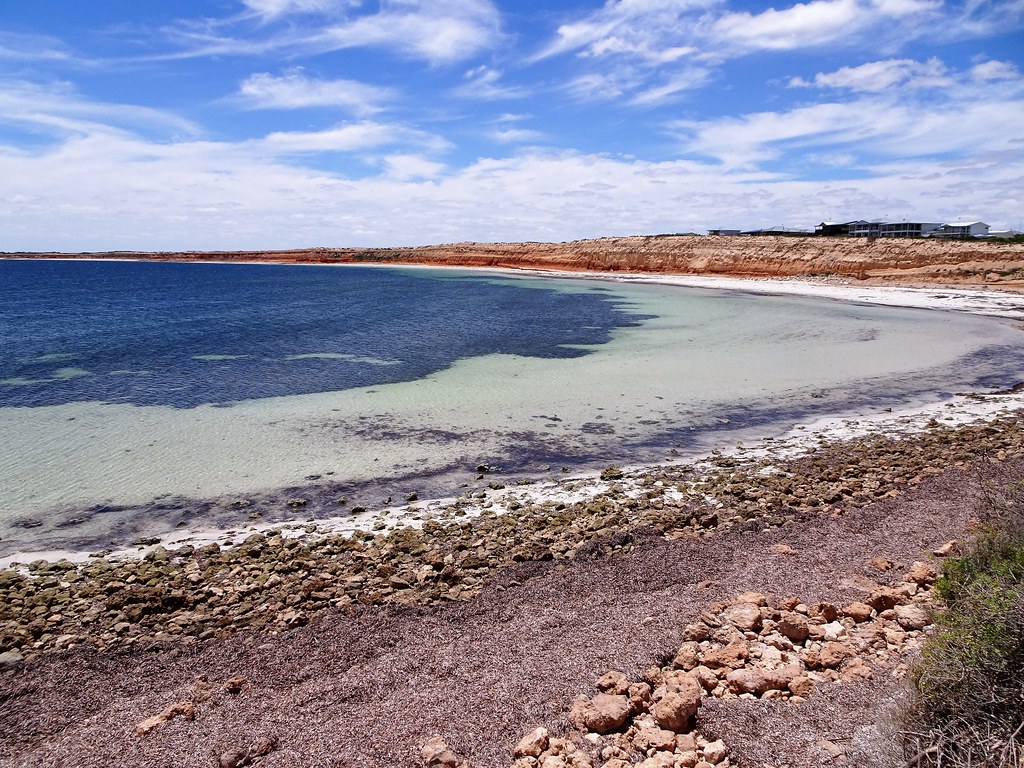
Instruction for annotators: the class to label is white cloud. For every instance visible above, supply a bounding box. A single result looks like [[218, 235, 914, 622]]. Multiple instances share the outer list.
[[971, 59, 1021, 82], [488, 127, 545, 143], [672, 87, 1024, 168], [629, 68, 712, 105], [3, 134, 1022, 251], [537, 0, 717, 62], [712, 0, 941, 52], [379, 153, 446, 180], [713, 0, 863, 50], [454, 66, 528, 99], [789, 58, 951, 91], [259, 123, 400, 153], [0, 31, 77, 62], [238, 71, 392, 115], [0, 80, 200, 140], [315, 0, 502, 65], [259, 121, 448, 154], [240, 0, 357, 19]]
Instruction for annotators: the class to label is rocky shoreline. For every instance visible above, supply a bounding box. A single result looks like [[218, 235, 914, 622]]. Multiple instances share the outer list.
[[1, 421, 1019, 766], [3, 386, 1024, 766]]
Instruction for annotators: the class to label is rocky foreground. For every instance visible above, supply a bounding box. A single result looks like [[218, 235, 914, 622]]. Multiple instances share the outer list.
[[6, 234, 1024, 288], [1, 404, 1023, 766]]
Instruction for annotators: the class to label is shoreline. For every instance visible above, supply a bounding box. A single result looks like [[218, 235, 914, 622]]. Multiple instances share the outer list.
[[4, 233, 1024, 292], [3, 270, 1024, 569], [4, 383, 1024, 572], [2, 400, 1023, 766]]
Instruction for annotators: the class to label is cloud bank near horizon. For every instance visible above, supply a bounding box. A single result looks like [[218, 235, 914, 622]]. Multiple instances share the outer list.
[[0, 1, 1021, 250]]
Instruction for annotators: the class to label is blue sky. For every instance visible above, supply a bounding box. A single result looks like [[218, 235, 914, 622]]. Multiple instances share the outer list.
[[1, 0, 1022, 250]]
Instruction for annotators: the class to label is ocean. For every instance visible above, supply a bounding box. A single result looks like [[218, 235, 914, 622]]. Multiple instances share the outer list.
[[2, 259, 1023, 556]]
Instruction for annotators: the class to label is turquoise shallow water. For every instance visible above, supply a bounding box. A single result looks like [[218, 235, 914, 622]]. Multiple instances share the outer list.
[[2, 260, 1023, 555]]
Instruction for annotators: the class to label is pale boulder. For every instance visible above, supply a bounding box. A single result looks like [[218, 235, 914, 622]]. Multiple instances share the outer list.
[[652, 676, 703, 732], [894, 604, 931, 630], [725, 665, 801, 695], [905, 561, 938, 585], [514, 727, 550, 758], [776, 612, 810, 642], [703, 739, 729, 764], [569, 693, 630, 735], [596, 670, 631, 695], [722, 602, 762, 632]]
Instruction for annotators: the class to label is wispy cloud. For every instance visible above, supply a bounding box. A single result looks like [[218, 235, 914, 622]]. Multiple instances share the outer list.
[[240, 0, 350, 20], [453, 66, 529, 99], [488, 127, 545, 143], [789, 58, 951, 91], [0, 80, 200, 141], [311, 0, 502, 65], [534, 0, 1019, 104], [0, 30, 89, 65], [148, 0, 501, 65], [237, 71, 393, 115], [258, 121, 448, 154], [712, 0, 941, 52], [671, 75, 1024, 169]]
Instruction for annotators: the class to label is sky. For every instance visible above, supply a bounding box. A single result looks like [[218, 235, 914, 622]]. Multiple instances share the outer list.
[[0, 0, 1022, 251]]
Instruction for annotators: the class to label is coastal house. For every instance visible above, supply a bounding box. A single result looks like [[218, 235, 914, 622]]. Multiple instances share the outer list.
[[931, 221, 990, 238], [848, 220, 884, 237], [707, 228, 741, 236], [815, 220, 869, 236], [739, 226, 813, 236], [988, 229, 1022, 239], [878, 221, 942, 238]]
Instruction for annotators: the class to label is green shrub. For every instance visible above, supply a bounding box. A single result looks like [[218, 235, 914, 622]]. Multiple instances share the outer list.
[[905, 467, 1024, 767]]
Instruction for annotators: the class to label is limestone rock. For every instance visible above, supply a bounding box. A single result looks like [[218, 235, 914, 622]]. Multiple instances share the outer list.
[[135, 701, 197, 736], [842, 602, 873, 623], [905, 561, 938, 585], [933, 540, 958, 557], [803, 642, 854, 670], [776, 612, 810, 642], [866, 587, 908, 612], [680, 622, 711, 642], [569, 693, 630, 734], [811, 603, 840, 622], [841, 657, 874, 681], [736, 591, 768, 606], [703, 740, 729, 764], [420, 736, 458, 768], [0, 650, 24, 668], [223, 675, 248, 694], [652, 676, 702, 732], [627, 682, 652, 715], [701, 640, 749, 670], [894, 604, 930, 630], [596, 670, 630, 695], [688, 665, 718, 692], [788, 676, 814, 697], [673, 641, 700, 670], [514, 727, 549, 758], [722, 602, 762, 632], [637, 753, 676, 768], [633, 725, 677, 752], [725, 664, 800, 695]]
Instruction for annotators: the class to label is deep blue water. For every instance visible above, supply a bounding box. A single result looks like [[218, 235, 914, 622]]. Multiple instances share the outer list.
[[0, 260, 644, 408]]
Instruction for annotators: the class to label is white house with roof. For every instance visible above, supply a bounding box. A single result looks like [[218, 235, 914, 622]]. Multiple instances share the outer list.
[[931, 221, 990, 238]]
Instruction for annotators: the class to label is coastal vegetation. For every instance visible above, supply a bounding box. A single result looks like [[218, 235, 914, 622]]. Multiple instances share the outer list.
[[904, 464, 1024, 767]]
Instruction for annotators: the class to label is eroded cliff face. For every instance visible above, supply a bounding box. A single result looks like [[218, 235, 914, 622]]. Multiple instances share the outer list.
[[8, 235, 1024, 288]]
